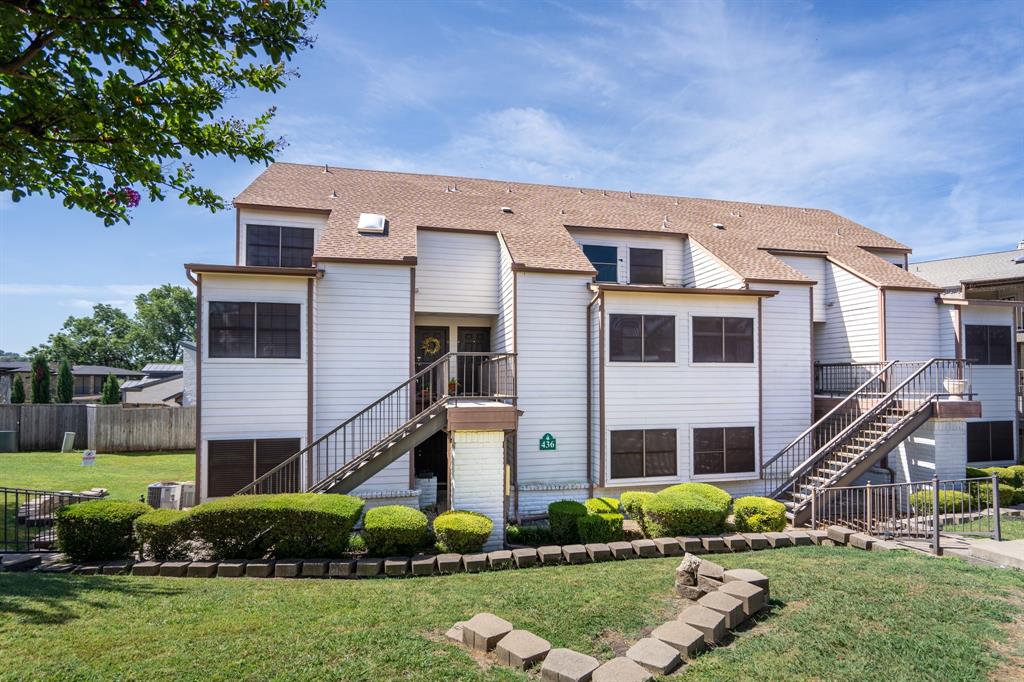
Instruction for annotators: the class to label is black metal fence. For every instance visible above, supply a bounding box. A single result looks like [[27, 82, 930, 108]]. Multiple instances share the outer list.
[[1, 486, 106, 553]]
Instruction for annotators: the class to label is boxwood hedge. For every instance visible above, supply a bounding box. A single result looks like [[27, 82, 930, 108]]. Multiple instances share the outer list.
[[577, 512, 624, 543], [55, 499, 150, 563], [641, 484, 731, 537], [733, 496, 787, 533], [362, 505, 429, 556], [134, 508, 193, 560], [433, 510, 493, 553], [548, 500, 588, 544]]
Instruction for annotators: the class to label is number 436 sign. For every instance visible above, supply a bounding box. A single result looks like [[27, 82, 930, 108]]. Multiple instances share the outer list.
[[539, 433, 556, 451]]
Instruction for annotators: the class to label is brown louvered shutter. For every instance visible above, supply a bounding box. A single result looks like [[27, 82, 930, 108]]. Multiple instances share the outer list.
[[208, 440, 255, 497], [256, 438, 302, 493]]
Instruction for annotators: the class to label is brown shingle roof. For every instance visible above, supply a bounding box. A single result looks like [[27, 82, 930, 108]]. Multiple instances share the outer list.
[[234, 163, 938, 289]]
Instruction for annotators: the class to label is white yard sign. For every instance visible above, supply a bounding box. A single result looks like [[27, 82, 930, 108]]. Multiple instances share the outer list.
[[81, 449, 96, 467]]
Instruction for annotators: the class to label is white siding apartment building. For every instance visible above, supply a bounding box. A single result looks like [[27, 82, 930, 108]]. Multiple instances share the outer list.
[[185, 164, 1018, 539]]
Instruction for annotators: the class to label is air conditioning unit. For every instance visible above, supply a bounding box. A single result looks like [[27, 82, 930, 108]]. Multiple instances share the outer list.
[[357, 213, 387, 234], [179, 482, 196, 509], [146, 482, 182, 509]]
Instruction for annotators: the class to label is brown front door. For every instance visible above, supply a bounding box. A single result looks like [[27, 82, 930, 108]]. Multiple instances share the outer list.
[[457, 327, 491, 396], [415, 326, 449, 405]]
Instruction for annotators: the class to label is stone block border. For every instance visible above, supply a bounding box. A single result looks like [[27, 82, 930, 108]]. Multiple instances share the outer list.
[[20, 525, 892, 579]]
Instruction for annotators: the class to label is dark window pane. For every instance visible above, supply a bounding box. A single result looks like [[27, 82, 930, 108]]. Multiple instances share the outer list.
[[209, 302, 255, 358], [610, 430, 644, 479], [256, 303, 301, 359], [630, 248, 663, 285], [693, 317, 723, 362], [694, 427, 725, 475], [988, 326, 1012, 365], [610, 314, 643, 362], [255, 438, 302, 492], [246, 225, 281, 266], [643, 315, 675, 362], [966, 422, 991, 462], [280, 227, 315, 267], [724, 427, 756, 473], [991, 421, 1014, 460], [964, 325, 989, 364], [208, 439, 254, 497], [645, 429, 677, 476], [723, 317, 755, 363], [582, 244, 618, 283]]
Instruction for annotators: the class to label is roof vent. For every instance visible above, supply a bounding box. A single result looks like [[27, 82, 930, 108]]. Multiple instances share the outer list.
[[712, 222, 725, 230], [1015, 254, 1024, 264], [357, 213, 387, 234], [500, 206, 513, 214]]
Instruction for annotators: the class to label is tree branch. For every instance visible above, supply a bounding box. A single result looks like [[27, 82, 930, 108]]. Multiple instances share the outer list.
[[0, 29, 58, 74]]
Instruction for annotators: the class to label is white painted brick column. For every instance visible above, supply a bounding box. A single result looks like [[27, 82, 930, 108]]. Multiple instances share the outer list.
[[891, 419, 968, 484], [450, 430, 505, 550]]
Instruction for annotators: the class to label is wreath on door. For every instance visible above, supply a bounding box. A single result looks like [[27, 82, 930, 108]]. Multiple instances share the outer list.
[[421, 336, 442, 356]]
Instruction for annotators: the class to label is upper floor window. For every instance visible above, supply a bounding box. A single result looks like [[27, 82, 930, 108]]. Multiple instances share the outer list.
[[965, 325, 1012, 365], [610, 428, 677, 479], [967, 421, 1013, 463], [246, 225, 314, 268], [629, 248, 663, 285], [609, 314, 675, 362], [693, 316, 754, 363], [209, 302, 301, 359], [582, 244, 618, 283], [694, 426, 756, 475]]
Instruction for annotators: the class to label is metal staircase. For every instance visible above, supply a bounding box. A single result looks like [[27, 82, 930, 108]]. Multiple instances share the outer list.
[[762, 359, 970, 526], [235, 352, 516, 496]]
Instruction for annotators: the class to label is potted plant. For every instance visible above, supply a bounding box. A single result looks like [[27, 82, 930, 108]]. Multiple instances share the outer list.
[[448, 378, 459, 395], [943, 377, 969, 400]]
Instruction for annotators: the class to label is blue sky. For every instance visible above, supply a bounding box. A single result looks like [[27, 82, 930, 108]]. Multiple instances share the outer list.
[[1, 0, 1021, 354]]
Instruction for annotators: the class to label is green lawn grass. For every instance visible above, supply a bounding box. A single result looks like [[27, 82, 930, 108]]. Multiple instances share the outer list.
[[945, 514, 1024, 542], [0, 450, 195, 501], [1, 547, 1022, 681]]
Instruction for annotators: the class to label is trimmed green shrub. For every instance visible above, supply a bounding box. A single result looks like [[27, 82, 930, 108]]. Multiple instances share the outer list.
[[1009, 465, 1024, 485], [971, 482, 1016, 509], [642, 489, 728, 537], [909, 489, 973, 514], [982, 467, 1021, 488], [55, 499, 149, 562], [733, 496, 787, 533], [620, 491, 655, 535], [10, 375, 25, 403], [505, 523, 553, 547], [347, 532, 366, 553], [362, 505, 429, 556], [56, 358, 73, 404], [584, 497, 621, 514], [577, 512, 624, 543], [660, 482, 732, 512], [30, 354, 49, 404], [433, 510, 493, 553], [100, 373, 120, 405], [134, 509, 193, 560], [966, 466, 989, 479], [189, 493, 364, 560], [548, 500, 588, 544]]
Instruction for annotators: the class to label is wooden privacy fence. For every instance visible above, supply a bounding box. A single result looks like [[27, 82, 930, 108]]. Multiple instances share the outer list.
[[0, 405, 195, 452]]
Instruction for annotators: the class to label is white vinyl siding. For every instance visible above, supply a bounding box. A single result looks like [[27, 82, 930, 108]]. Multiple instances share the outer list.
[[314, 263, 412, 491], [752, 282, 813, 458], [416, 230, 499, 314], [816, 261, 880, 363], [866, 249, 908, 269], [589, 296, 602, 484], [682, 238, 743, 289], [495, 236, 516, 353], [602, 291, 759, 486], [199, 274, 309, 500], [570, 228, 685, 286], [884, 290, 942, 361], [515, 272, 592, 485], [237, 208, 327, 267], [776, 254, 827, 322]]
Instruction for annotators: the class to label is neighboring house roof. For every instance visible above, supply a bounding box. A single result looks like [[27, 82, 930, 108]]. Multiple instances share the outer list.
[[232, 163, 938, 289], [141, 363, 184, 375], [179, 339, 196, 352], [911, 247, 1024, 289], [0, 362, 142, 377], [122, 375, 179, 393]]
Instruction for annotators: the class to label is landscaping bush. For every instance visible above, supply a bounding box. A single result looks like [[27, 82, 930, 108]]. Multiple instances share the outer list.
[[909, 489, 973, 514], [189, 493, 364, 560], [966, 466, 989, 479], [660, 482, 732, 512], [577, 512, 624, 543], [548, 500, 588, 544], [505, 523, 553, 547], [981, 467, 1021, 488], [134, 509, 193, 560], [971, 482, 1016, 509], [55, 499, 149, 562], [733, 496, 787, 533], [620, 491, 655, 535], [347, 532, 366, 553], [362, 505, 429, 556], [1009, 465, 1024, 485], [584, 497, 620, 514], [642, 489, 729, 537], [433, 510, 493, 553]]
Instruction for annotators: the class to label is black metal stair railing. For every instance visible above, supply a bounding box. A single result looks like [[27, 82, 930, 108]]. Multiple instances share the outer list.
[[234, 352, 516, 496]]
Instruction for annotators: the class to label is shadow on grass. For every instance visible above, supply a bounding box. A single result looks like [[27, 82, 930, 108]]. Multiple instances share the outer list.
[[0, 574, 187, 626]]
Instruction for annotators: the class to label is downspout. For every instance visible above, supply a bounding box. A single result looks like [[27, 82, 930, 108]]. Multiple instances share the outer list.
[[586, 287, 600, 498]]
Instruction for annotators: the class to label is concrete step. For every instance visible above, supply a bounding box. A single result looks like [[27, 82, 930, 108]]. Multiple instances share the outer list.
[[970, 539, 1024, 570]]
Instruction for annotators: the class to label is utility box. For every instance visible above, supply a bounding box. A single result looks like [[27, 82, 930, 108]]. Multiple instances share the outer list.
[[0, 430, 17, 453], [61, 432, 76, 452]]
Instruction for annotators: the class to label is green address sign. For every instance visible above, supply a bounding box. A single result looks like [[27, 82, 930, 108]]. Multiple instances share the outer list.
[[539, 433, 556, 451]]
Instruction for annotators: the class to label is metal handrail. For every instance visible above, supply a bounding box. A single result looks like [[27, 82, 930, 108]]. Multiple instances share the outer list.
[[235, 352, 516, 495], [766, 358, 968, 500]]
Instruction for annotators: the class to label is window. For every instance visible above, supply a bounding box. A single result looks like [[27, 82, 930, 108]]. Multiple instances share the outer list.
[[693, 316, 754, 363], [610, 429, 677, 479], [694, 427, 756, 475], [582, 244, 618, 283], [609, 314, 675, 362], [629, 248, 663, 285], [967, 421, 1014, 463], [207, 438, 301, 497], [245, 225, 314, 267], [965, 325, 1012, 365], [209, 302, 300, 359]]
